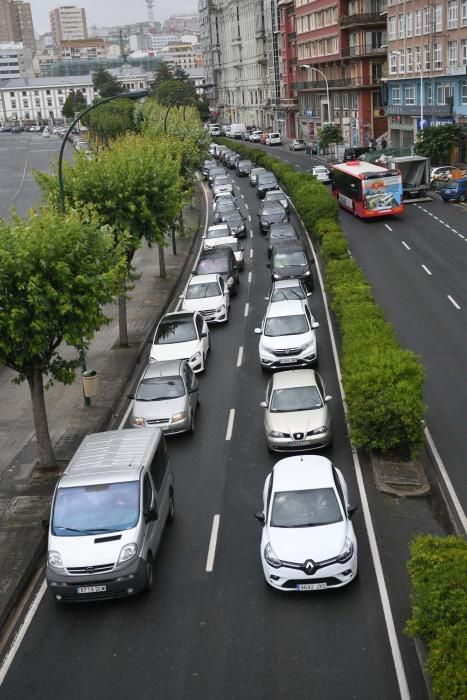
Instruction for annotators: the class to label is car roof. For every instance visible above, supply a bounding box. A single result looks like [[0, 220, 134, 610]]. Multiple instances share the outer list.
[[266, 299, 305, 317], [272, 240, 306, 253], [209, 236, 239, 247], [208, 223, 231, 231], [251, 167, 267, 173], [272, 456, 334, 492], [142, 359, 184, 379], [271, 368, 317, 390], [189, 273, 219, 284], [199, 248, 234, 261], [160, 311, 196, 323], [261, 201, 285, 211]]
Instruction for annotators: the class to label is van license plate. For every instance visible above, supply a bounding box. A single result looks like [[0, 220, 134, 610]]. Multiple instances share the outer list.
[[297, 583, 327, 591], [77, 585, 107, 594]]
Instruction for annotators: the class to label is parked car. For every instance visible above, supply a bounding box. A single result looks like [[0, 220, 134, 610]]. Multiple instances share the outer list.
[[212, 175, 234, 198], [289, 139, 306, 151], [256, 172, 279, 198], [203, 159, 217, 179], [250, 166, 267, 187], [236, 159, 253, 176], [254, 455, 358, 591], [264, 188, 289, 212], [205, 236, 244, 270], [265, 279, 311, 304], [11, 126, 23, 133], [254, 299, 319, 370], [130, 359, 198, 434], [193, 248, 239, 296], [250, 130, 263, 143], [149, 311, 210, 373], [181, 273, 230, 323], [430, 165, 456, 180], [269, 240, 314, 291], [266, 223, 299, 257], [260, 369, 332, 452], [217, 208, 246, 237], [440, 177, 467, 203], [266, 132, 282, 146], [311, 166, 331, 183], [258, 201, 288, 235]]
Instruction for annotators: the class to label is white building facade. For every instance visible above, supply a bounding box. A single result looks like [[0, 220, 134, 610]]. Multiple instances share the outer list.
[[0, 41, 34, 79]]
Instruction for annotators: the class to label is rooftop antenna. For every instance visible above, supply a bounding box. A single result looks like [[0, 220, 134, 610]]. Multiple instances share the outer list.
[[146, 0, 155, 23]]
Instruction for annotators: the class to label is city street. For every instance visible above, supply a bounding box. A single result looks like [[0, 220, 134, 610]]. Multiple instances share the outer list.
[[0, 155, 453, 700]]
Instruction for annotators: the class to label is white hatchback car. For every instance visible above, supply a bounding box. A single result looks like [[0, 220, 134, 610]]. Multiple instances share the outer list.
[[149, 311, 210, 373], [311, 166, 330, 183], [266, 132, 282, 146], [255, 455, 358, 591], [181, 273, 230, 323], [255, 299, 319, 370]]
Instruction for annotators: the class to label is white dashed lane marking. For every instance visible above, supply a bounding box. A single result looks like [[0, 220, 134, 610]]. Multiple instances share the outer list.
[[447, 295, 461, 310], [421, 265, 432, 276], [402, 241, 411, 250]]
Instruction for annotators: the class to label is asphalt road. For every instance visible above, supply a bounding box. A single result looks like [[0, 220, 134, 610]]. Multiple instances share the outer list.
[[0, 159, 439, 700]]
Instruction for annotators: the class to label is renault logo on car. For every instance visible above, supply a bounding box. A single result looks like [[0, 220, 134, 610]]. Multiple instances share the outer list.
[[304, 560, 316, 575]]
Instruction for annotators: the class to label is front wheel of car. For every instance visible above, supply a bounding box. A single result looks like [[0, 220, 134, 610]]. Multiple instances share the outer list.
[[166, 490, 175, 525], [190, 412, 195, 433], [144, 554, 154, 592], [459, 194, 466, 203]]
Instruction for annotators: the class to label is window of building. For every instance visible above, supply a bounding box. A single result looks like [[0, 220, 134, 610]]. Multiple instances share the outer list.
[[392, 86, 401, 104], [388, 15, 396, 40], [436, 83, 452, 104], [34, 90, 38, 96], [406, 12, 413, 37], [461, 81, 467, 104], [35, 98, 40, 107], [415, 45, 421, 70], [9, 91, 14, 97], [407, 47, 413, 72], [398, 13, 405, 38], [424, 45, 431, 70], [435, 4, 443, 31], [25, 112, 30, 120], [405, 86, 415, 105], [351, 93, 358, 110], [448, 0, 458, 28], [11, 100, 16, 108], [434, 43, 442, 69], [423, 7, 430, 33], [22, 100, 28, 108], [448, 41, 458, 67], [47, 98, 52, 107], [462, 0, 467, 26], [399, 50, 405, 73], [427, 83, 433, 104], [46, 89, 50, 95], [415, 9, 422, 35], [333, 93, 340, 110], [390, 51, 398, 74], [342, 93, 349, 109], [462, 39, 467, 64]]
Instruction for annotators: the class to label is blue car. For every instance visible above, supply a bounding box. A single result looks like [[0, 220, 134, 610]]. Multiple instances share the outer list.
[[440, 178, 467, 203]]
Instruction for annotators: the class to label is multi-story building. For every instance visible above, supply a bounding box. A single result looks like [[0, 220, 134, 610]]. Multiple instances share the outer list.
[[293, 0, 388, 146], [58, 38, 106, 61], [278, 0, 299, 137], [0, 41, 34, 79], [386, 0, 467, 147], [162, 42, 204, 72], [0, 1, 35, 52], [163, 13, 200, 34], [50, 5, 88, 46]]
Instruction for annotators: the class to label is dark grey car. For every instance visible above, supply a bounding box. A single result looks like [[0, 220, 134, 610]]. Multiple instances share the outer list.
[[258, 201, 288, 234], [266, 222, 299, 256]]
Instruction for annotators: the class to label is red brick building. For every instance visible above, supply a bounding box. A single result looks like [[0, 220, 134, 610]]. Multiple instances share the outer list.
[[278, 0, 299, 138]]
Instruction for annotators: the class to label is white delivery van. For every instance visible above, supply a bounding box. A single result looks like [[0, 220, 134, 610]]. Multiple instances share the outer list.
[[229, 123, 247, 139], [45, 428, 174, 602], [209, 124, 221, 136]]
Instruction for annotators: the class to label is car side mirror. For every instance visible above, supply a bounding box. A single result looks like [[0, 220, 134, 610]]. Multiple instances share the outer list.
[[307, 291, 312, 297], [312, 322, 320, 329], [254, 512, 265, 524], [324, 395, 333, 402], [260, 401, 267, 408], [144, 506, 158, 523], [254, 328, 261, 334], [347, 505, 358, 520], [127, 393, 135, 400]]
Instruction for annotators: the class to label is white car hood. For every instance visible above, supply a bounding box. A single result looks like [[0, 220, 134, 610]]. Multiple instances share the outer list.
[[266, 407, 328, 435], [150, 339, 200, 362], [268, 521, 347, 563], [261, 330, 314, 350], [182, 295, 224, 312], [49, 527, 138, 568]]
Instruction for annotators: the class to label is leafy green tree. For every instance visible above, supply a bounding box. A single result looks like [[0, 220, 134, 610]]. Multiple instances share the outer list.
[[62, 89, 87, 119], [155, 79, 196, 107], [0, 207, 125, 468], [92, 67, 122, 98], [414, 124, 464, 165], [318, 124, 343, 150], [81, 98, 138, 146], [152, 62, 175, 91]]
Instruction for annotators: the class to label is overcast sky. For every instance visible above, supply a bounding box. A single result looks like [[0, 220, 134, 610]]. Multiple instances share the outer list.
[[31, 0, 198, 34]]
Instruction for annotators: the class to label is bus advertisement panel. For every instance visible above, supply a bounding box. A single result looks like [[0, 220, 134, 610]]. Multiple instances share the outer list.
[[331, 162, 404, 218], [362, 174, 402, 212]]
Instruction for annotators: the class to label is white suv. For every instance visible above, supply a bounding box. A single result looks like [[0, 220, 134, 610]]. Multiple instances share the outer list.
[[266, 132, 282, 146], [254, 299, 319, 370]]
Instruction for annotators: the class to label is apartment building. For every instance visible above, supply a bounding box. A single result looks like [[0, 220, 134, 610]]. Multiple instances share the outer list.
[[278, 0, 299, 137], [293, 0, 387, 146], [50, 6, 88, 46], [0, 41, 34, 79], [386, 0, 467, 147], [58, 38, 106, 61], [0, 1, 35, 52], [162, 43, 204, 72]]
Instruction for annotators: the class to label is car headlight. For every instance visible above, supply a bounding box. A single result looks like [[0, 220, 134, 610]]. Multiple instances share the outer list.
[[132, 416, 145, 426], [308, 426, 327, 435], [190, 351, 201, 363], [273, 273, 280, 280], [171, 411, 187, 423], [216, 304, 226, 313], [118, 543, 137, 565], [264, 543, 282, 568], [48, 550, 64, 571], [269, 430, 288, 438], [336, 537, 354, 563]]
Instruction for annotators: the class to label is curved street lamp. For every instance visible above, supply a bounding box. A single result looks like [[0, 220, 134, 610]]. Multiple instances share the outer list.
[[58, 89, 149, 212]]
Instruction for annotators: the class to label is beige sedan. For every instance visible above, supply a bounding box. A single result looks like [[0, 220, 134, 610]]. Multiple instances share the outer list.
[[260, 369, 332, 452]]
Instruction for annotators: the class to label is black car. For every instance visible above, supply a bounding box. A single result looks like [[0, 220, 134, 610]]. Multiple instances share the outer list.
[[218, 209, 246, 238], [266, 222, 299, 256], [11, 126, 23, 133], [203, 159, 217, 179], [236, 159, 253, 176], [343, 146, 371, 161], [208, 166, 226, 186], [268, 241, 314, 291], [213, 198, 239, 224], [256, 173, 279, 198], [194, 248, 239, 295], [258, 201, 288, 235]]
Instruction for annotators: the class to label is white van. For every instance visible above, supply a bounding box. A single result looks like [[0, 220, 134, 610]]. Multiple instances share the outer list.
[[229, 123, 246, 139], [209, 123, 221, 136], [45, 428, 174, 602]]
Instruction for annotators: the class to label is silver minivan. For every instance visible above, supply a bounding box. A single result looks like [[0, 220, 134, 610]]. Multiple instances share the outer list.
[[45, 428, 174, 602]]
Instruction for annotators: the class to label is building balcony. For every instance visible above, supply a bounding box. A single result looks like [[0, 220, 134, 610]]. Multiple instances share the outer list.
[[341, 42, 387, 58], [233, 60, 243, 69], [287, 32, 296, 41], [231, 36, 242, 46], [292, 76, 382, 90], [255, 28, 266, 39], [339, 13, 386, 28], [280, 99, 298, 110], [386, 104, 450, 116]]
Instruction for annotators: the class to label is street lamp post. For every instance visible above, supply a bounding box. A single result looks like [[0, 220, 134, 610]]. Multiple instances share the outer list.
[[58, 89, 149, 212], [301, 64, 331, 123]]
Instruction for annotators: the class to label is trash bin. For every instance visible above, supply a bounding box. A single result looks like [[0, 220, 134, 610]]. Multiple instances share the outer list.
[[82, 370, 97, 398]]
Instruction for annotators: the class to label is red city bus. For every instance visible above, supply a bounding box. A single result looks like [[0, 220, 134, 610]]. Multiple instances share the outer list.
[[330, 161, 404, 218]]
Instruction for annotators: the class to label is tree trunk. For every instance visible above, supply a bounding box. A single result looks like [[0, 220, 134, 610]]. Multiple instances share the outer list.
[[118, 295, 129, 347], [158, 244, 166, 278], [27, 369, 57, 469]]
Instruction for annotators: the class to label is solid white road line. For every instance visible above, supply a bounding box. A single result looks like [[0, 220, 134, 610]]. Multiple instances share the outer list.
[[248, 271, 252, 284], [236, 346, 244, 367], [249, 248, 254, 259], [421, 265, 432, 276], [401, 241, 411, 250], [225, 409, 235, 441], [424, 428, 467, 534], [244, 302, 250, 317], [206, 514, 220, 573], [447, 295, 461, 310], [385, 224, 393, 231]]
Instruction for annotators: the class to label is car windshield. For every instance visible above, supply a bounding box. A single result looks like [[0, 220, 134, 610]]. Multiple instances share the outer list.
[[216, 201, 237, 212], [155, 319, 196, 344], [270, 231, 297, 244], [214, 177, 230, 186], [274, 251, 307, 268], [207, 227, 230, 238], [258, 176, 277, 185], [314, 167, 328, 174], [267, 192, 285, 200], [441, 181, 457, 189], [136, 376, 185, 401], [186, 281, 221, 298], [270, 386, 322, 412], [271, 286, 305, 302], [271, 488, 343, 528], [197, 258, 230, 274], [52, 481, 140, 536], [264, 314, 308, 337], [210, 168, 224, 176], [252, 169, 266, 176], [239, 160, 252, 167], [215, 241, 239, 253], [262, 204, 284, 215]]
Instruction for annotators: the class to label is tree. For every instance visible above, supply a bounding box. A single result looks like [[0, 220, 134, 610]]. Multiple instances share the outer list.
[[62, 89, 87, 119], [414, 124, 464, 165], [92, 67, 122, 98], [81, 98, 138, 146], [155, 79, 196, 107], [0, 207, 125, 468], [152, 62, 175, 91], [318, 124, 343, 150]]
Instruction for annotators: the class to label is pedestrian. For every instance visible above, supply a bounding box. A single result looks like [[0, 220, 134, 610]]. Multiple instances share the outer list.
[[381, 136, 387, 150]]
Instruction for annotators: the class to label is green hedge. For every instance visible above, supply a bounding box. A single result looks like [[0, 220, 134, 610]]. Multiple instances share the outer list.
[[215, 138, 425, 457], [406, 536, 467, 700]]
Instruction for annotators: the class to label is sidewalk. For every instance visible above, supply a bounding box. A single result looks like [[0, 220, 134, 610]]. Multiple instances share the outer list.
[[0, 188, 203, 631]]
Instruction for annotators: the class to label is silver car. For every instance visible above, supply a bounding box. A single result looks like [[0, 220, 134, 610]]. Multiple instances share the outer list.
[[260, 369, 332, 452], [212, 175, 234, 197], [250, 167, 267, 186], [265, 188, 289, 213], [130, 359, 199, 434]]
